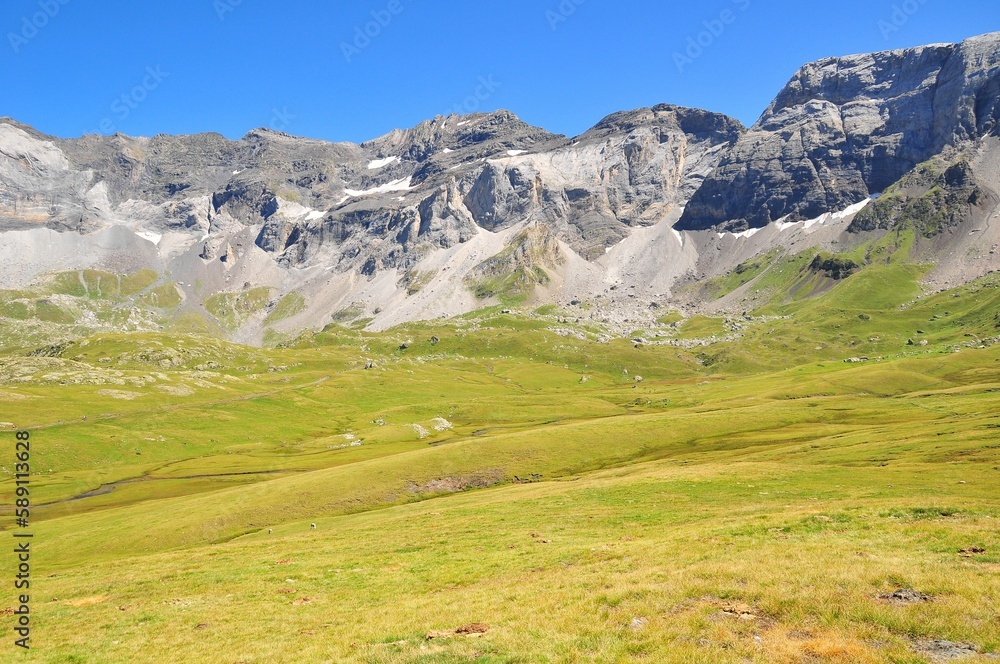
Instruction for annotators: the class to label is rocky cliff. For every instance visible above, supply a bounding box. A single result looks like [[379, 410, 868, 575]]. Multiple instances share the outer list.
[[257, 105, 743, 268], [1, 33, 999, 343], [676, 31, 1000, 232], [1, 104, 742, 268]]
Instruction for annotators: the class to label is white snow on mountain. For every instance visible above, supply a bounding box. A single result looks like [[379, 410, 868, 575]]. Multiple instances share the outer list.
[[344, 177, 413, 198], [367, 156, 400, 170]]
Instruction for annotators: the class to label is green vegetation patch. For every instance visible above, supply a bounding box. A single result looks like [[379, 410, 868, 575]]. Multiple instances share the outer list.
[[204, 287, 274, 330], [700, 248, 783, 300], [850, 159, 991, 238], [139, 283, 183, 309], [400, 269, 435, 296], [466, 227, 563, 303], [330, 303, 366, 325], [264, 293, 307, 326]]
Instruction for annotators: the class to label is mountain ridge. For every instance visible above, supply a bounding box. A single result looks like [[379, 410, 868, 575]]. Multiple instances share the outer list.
[[1, 33, 999, 345], [676, 31, 1000, 232]]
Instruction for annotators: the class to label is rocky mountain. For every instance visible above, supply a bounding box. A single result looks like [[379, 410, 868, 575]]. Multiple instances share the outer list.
[[676, 31, 1000, 232], [0, 104, 743, 264], [253, 105, 743, 270], [1, 33, 999, 345]]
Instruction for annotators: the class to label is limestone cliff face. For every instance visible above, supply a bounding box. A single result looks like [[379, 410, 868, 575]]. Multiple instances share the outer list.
[[676, 32, 1000, 232], [0, 105, 741, 273], [2, 31, 999, 339], [254, 105, 743, 267]]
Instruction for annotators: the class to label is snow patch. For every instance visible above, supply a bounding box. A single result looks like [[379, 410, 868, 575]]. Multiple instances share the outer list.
[[775, 216, 798, 232], [457, 121, 469, 127], [135, 231, 162, 245], [343, 177, 413, 198], [276, 198, 327, 221], [671, 229, 684, 246], [777, 199, 872, 232], [367, 156, 400, 170], [833, 198, 871, 220], [506, 149, 526, 157], [717, 227, 761, 240], [442, 148, 454, 153]]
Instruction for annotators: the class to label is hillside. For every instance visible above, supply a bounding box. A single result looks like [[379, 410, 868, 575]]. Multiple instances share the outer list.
[[1, 261, 999, 661], [1, 35, 997, 346], [3, 29, 1000, 664]]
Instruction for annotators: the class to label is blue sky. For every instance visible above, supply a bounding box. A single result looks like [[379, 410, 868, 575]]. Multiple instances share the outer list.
[[1, 0, 997, 143]]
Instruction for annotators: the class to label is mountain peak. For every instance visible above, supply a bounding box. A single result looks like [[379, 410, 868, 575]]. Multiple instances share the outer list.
[[677, 31, 1000, 232]]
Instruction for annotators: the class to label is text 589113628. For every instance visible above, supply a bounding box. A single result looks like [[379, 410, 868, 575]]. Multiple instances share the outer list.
[[13, 430, 32, 649]]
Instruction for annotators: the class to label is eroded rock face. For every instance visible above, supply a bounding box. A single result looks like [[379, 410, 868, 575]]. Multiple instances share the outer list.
[[677, 32, 1000, 232], [0, 102, 742, 272], [253, 105, 743, 267]]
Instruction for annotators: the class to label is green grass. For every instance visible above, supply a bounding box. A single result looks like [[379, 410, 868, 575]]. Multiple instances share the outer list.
[[2, 254, 1000, 662], [469, 267, 551, 302], [204, 287, 274, 331], [466, 227, 562, 304], [655, 310, 683, 326], [139, 283, 183, 309], [265, 293, 307, 326], [695, 248, 783, 300], [675, 315, 730, 340]]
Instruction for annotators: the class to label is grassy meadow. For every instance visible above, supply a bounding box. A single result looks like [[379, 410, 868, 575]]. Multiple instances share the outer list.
[[1, 260, 999, 662]]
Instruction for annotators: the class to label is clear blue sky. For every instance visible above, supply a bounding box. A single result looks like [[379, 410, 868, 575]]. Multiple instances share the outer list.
[[2, 0, 997, 143]]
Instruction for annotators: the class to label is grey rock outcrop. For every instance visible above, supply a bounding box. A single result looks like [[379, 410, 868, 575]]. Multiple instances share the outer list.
[[1, 32, 998, 341], [677, 31, 1000, 232], [255, 105, 743, 267], [1, 102, 741, 273]]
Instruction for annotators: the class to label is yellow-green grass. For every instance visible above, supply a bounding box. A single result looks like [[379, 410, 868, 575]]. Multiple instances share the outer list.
[[204, 287, 274, 331], [264, 293, 307, 327], [1, 263, 999, 662], [4, 454, 999, 662]]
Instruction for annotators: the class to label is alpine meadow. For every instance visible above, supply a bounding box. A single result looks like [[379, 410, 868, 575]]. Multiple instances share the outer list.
[[2, 9, 1000, 663]]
